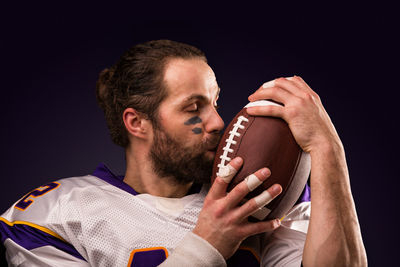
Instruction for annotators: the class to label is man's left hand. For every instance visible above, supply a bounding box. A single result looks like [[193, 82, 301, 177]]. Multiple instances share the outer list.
[[247, 76, 342, 154]]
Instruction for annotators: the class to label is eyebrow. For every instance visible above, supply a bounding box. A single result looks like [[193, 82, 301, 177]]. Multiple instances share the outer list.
[[182, 87, 221, 104]]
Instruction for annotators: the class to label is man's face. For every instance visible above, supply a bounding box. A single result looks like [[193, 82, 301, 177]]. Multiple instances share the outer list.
[[149, 58, 224, 185]]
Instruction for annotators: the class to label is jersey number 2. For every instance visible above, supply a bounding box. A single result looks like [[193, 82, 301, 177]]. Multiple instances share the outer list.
[[15, 182, 60, 211]]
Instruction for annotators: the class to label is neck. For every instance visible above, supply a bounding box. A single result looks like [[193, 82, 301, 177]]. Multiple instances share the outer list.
[[123, 146, 193, 198]]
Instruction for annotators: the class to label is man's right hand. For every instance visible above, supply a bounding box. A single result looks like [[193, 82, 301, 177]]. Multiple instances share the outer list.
[[192, 157, 282, 259]]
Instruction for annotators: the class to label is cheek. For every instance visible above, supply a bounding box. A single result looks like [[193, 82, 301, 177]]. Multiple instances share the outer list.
[[181, 127, 205, 148], [184, 115, 204, 135], [167, 124, 203, 145]]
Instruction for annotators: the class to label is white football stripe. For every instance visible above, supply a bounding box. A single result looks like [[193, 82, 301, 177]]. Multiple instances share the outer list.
[[216, 115, 249, 178], [245, 100, 282, 108], [262, 80, 275, 88], [262, 77, 294, 89]]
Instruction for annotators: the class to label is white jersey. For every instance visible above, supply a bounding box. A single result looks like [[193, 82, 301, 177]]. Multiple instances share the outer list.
[[0, 163, 311, 267]]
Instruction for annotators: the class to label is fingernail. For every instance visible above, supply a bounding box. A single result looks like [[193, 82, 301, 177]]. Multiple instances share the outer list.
[[233, 157, 243, 165], [271, 184, 281, 195], [261, 168, 270, 177]]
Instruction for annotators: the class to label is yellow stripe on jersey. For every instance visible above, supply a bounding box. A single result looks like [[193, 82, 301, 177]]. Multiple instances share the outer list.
[[0, 217, 66, 242]]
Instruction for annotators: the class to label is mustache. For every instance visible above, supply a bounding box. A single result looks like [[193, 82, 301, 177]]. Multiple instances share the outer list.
[[204, 132, 222, 150]]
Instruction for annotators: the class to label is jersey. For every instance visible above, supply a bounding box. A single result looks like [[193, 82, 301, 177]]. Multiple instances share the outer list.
[[0, 163, 311, 267]]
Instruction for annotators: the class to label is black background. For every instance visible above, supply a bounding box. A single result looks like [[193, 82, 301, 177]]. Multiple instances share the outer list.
[[1, 3, 399, 265]]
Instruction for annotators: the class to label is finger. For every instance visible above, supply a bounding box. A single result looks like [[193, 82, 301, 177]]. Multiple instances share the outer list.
[[253, 76, 295, 92], [248, 77, 290, 101], [260, 77, 294, 90], [217, 160, 241, 184], [208, 157, 243, 199], [274, 77, 310, 98], [225, 168, 271, 208], [291, 75, 321, 100], [248, 85, 297, 105], [234, 183, 282, 220], [241, 218, 281, 237], [286, 75, 309, 91], [246, 104, 285, 118]]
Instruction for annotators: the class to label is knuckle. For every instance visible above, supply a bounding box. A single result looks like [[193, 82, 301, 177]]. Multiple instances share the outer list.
[[294, 75, 305, 83], [245, 200, 258, 213], [269, 86, 280, 94], [239, 200, 257, 218], [225, 215, 237, 226], [235, 183, 249, 196], [214, 205, 226, 218], [216, 177, 228, 186], [268, 219, 280, 229], [273, 78, 283, 86], [203, 198, 216, 209], [234, 227, 247, 238], [296, 75, 305, 82], [297, 96, 307, 105], [304, 93, 314, 101], [287, 107, 299, 118], [313, 92, 321, 101]]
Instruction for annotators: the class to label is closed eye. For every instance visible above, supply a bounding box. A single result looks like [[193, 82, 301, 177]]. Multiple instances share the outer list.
[[186, 103, 199, 113]]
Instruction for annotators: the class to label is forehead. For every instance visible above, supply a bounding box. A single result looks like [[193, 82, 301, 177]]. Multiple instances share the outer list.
[[163, 58, 219, 103]]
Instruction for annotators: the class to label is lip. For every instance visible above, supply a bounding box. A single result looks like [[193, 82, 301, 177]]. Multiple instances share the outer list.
[[207, 146, 218, 152], [205, 136, 221, 152]]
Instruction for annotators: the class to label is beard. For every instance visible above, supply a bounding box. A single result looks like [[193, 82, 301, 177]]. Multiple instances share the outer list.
[[149, 125, 220, 185]]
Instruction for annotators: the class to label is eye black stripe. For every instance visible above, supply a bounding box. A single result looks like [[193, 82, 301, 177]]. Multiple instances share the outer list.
[[192, 128, 202, 134], [184, 116, 202, 125]]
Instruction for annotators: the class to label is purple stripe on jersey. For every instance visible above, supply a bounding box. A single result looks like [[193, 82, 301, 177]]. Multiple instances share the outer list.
[[130, 249, 167, 267], [296, 183, 311, 205], [92, 163, 139, 195], [227, 248, 259, 266], [0, 220, 86, 261], [92, 163, 202, 196]]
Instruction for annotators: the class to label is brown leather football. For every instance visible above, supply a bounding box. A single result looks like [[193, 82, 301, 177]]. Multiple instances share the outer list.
[[211, 100, 311, 221]]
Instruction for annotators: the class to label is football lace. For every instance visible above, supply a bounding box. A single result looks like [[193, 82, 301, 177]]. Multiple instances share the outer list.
[[216, 115, 249, 176]]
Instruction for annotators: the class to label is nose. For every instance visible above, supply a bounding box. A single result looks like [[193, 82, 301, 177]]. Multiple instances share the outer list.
[[204, 108, 225, 134]]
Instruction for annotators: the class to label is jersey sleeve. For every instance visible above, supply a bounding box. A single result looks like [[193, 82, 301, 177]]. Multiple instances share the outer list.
[[260, 202, 310, 267], [158, 232, 226, 267], [1, 216, 89, 267], [0, 180, 89, 266]]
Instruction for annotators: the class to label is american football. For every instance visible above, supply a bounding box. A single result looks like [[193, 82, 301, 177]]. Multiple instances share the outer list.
[[211, 99, 311, 221]]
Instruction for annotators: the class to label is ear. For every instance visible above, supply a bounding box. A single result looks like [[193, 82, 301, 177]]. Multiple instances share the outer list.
[[122, 108, 152, 140]]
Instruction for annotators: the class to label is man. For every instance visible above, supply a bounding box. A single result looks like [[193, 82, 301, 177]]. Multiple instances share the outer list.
[[0, 40, 367, 266]]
